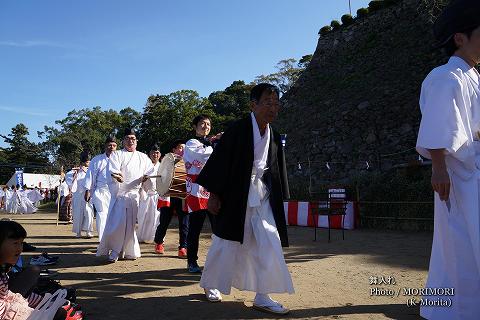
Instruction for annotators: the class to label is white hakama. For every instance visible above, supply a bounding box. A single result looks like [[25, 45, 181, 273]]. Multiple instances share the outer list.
[[137, 189, 160, 243], [70, 168, 94, 236], [96, 149, 154, 259], [26, 189, 44, 204], [84, 153, 112, 241], [4, 190, 13, 213], [8, 191, 20, 214], [91, 186, 111, 241], [200, 194, 294, 295], [200, 112, 294, 295], [99, 193, 140, 257], [17, 191, 37, 214], [417, 56, 480, 320]]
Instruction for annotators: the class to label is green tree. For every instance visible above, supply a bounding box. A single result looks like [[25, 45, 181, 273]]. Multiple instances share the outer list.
[[38, 106, 141, 168], [298, 54, 313, 69], [254, 56, 312, 94], [0, 124, 51, 183], [139, 90, 216, 153], [208, 80, 253, 117]]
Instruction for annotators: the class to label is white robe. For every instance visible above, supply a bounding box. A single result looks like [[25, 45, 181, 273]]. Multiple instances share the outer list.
[[69, 167, 94, 236], [200, 112, 294, 295], [96, 149, 154, 259], [184, 138, 213, 212], [137, 162, 161, 243], [0, 189, 4, 211], [57, 181, 70, 206], [26, 189, 44, 208], [3, 189, 13, 213], [17, 190, 37, 214], [417, 56, 480, 320], [84, 153, 112, 241], [26, 189, 44, 203], [7, 190, 20, 214]]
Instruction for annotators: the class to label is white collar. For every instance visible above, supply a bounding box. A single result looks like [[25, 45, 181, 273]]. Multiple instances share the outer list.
[[250, 112, 269, 142], [449, 56, 480, 84]]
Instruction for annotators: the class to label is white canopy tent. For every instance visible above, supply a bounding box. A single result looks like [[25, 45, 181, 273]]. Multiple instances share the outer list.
[[6, 173, 61, 189]]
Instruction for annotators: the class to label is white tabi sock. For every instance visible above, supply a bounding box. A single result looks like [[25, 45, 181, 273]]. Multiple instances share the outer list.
[[254, 293, 281, 307]]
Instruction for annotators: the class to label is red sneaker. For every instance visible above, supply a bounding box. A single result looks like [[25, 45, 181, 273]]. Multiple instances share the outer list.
[[63, 303, 84, 320], [155, 243, 164, 254], [178, 248, 187, 258]]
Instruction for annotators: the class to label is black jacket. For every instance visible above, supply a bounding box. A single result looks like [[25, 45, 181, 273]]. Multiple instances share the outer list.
[[196, 116, 290, 247]]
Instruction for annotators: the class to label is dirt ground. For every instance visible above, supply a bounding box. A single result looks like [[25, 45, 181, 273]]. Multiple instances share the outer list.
[[1, 209, 432, 320]]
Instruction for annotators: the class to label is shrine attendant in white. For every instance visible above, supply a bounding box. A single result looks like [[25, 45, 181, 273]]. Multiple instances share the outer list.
[[96, 128, 155, 262], [417, 2, 480, 318], [137, 144, 161, 243], [84, 136, 117, 241], [68, 151, 94, 238]]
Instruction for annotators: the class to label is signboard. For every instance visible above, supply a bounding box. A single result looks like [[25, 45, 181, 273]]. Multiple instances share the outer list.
[[15, 168, 24, 189]]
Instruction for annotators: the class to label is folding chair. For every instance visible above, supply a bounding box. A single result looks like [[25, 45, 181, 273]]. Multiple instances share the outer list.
[[310, 188, 348, 242]]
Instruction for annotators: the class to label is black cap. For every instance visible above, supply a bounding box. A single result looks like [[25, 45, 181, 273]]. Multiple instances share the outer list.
[[150, 144, 160, 152], [434, 0, 480, 47], [80, 150, 91, 163], [105, 135, 117, 144], [124, 127, 136, 137]]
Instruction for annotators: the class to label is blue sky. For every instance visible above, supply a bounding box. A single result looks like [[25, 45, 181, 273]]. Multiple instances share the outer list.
[[0, 0, 370, 147]]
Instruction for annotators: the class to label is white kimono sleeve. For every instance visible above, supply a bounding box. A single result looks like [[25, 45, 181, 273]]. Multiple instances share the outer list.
[[141, 156, 155, 191], [184, 139, 213, 172], [416, 75, 469, 159], [65, 171, 75, 188], [107, 151, 122, 184], [83, 163, 95, 191]]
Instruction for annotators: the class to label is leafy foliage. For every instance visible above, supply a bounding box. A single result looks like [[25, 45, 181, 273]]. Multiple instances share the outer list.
[[330, 20, 341, 29], [0, 124, 50, 182], [298, 54, 313, 69], [319, 25, 332, 36], [1, 55, 311, 182], [357, 7, 369, 17], [38, 107, 141, 168], [208, 81, 253, 117], [254, 58, 311, 94], [341, 14, 354, 25], [368, 0, 385, 11], [418, 0, 449, 23], [139, 90, 215, 153]]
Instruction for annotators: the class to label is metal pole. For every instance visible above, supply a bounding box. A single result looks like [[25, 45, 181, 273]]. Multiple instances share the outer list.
[[349, 0, 352, 15]]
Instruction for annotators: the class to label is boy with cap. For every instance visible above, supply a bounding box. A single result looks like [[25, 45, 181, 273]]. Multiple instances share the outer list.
[[416, 0, 480, 318]]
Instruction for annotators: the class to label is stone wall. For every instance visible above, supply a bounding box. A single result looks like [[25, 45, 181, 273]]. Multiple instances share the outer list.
[[277, 0, 447, 198]]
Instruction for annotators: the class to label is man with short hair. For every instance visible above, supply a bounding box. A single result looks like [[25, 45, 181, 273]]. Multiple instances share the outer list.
[[196, 83, 294, 314], [96, 128, 155, 262], [416, 0, 480, 318], [84, 135, 117, 241]]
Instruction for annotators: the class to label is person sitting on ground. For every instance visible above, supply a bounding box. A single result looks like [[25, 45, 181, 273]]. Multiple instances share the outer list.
[[0, 220, 84, 319]]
